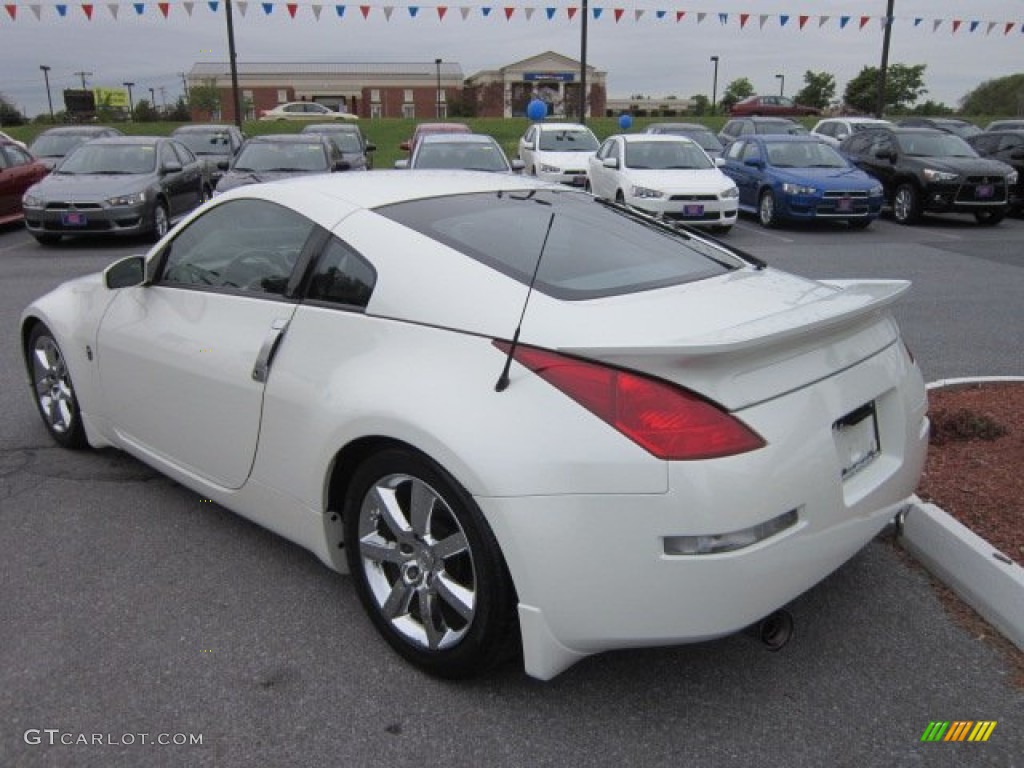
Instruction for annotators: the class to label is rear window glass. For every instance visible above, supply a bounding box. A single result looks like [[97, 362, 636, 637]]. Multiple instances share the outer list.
[[376, 190, 736, 300]]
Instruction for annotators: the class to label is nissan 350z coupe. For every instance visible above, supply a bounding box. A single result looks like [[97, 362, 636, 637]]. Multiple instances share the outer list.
[[21, 171, 929, 680]]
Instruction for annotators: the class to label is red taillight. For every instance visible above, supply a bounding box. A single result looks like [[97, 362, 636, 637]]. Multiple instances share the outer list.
[[494, 342, 765, 460]]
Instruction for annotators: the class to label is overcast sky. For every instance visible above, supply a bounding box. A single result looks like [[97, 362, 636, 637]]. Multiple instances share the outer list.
[[3, 0, 1023, 118]]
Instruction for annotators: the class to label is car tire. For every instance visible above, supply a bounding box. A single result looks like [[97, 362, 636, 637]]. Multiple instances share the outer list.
[[149, 201, 170, 243], [26, 323, 88, 450], [758, 190, 778, 228], [343, 448, 519, 679], [33, 233, 62, 246], [615, 190, 626, 204], [201, 183, 213, 202], [848, 218, 872, 230], [892, 183, 921, 225], [974, 209, 1005, 226]]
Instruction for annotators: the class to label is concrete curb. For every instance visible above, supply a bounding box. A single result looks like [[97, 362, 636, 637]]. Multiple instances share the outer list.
[[896, 377, 1024, 652]]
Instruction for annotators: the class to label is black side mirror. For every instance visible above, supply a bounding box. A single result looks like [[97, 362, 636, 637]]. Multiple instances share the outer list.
[[104, 255, 146, 289], [365, 142, 377, 152], [874, 149, 895, 162], [217, 159, 230, 170], [333, 159, 352, 172], [162, 160, 183, 174]]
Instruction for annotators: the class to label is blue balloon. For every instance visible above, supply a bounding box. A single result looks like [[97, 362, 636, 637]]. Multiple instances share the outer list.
[[618, 113, 634, 130], [527, 99, 548, 121]]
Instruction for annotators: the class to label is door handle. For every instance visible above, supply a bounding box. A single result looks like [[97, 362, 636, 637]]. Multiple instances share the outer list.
[[252, 318, 289, 383]]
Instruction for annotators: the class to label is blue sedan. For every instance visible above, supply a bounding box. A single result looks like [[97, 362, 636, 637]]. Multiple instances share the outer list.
[[721, 135, 884, 228]]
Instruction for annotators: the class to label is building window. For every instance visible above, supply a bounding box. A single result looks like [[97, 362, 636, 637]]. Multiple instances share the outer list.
[[370, 103, 382, 119], [370, 89, 381, 103], [403, 89, 414, 103], [277, 89, 288, 103], [402, 103, 416, 119], [437, 104, 448, 119]]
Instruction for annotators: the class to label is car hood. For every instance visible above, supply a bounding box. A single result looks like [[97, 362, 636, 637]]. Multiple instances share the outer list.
[[906, 156, 1012, 175], [625, 168, 735, 193], [29, 172, 154, 199], [770, 166, 878, 189], [534, 150, 595, 169], [216, 169, 327, 193]]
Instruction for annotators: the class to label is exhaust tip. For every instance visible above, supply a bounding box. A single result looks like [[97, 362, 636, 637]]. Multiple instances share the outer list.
[[757, 609, 794, 651]]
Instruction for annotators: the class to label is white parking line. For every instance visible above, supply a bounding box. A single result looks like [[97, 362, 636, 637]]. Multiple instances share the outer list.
[[0, 235, 33, 253], [733, 221, 795, 243]]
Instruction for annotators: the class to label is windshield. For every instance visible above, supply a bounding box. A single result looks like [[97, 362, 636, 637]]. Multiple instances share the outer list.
[[896, 133, 977, 158], [764, 141, 848, 168], [175, 132, 233, 156], [233, 142, 328, 172], [538, 129, 599, 152], [326, 133, 363, 154], [755, 122, 807, 136], [414, 141, 509, 171], [58, 143, 156, 174], [625, 141, 713, 170], [378, 189, 738, 300], [29, 134, 90, 157]]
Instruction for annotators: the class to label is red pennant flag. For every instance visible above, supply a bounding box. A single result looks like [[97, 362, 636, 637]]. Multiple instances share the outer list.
[[799, 15, 808, 29], [739, 13, 748, 28], [81, 2, 93, 17], [360, 4, 369, 17], [613, 8, 623, 22], [4, 3, 16, 19], [1005, 22, 1015, 35], [675, 10, 685, 22], [858, 15, 870, 29], [437, 5, 446, 19], [952, 19, 962, 33], [158, 2, 169, 16], [504, 6, 513, 19], [287, 2, 297, 16], [567, 6, 576, 20]]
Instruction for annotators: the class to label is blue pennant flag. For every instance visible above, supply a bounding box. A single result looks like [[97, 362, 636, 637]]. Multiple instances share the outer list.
[[545, 7, 555, 19], [335, 5, 345, 16], [262, 3, 273, 14], [56, 4, 68, 15]]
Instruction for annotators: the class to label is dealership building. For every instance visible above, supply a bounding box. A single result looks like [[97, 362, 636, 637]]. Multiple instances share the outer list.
[[187, 51, 607, 121]]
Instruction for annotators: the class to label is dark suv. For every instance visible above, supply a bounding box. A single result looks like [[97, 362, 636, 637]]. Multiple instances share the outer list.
[[840, 126, 1016, 225], [718, 117, 807, 147], [966, 130, 1024, 213]]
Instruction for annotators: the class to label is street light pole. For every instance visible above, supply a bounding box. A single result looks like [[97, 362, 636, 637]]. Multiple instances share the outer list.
[[875, 0, 896, 118], [710, 56, 719, 114], [435, 58, 442, 119], [776, 73, 785, 97], [225, 0, 243, 128], [74, 70, 92, 90], [579, 0, 588, 124], [148, 87, 156, 114], [123, 82, 135, 120], [40, 65, 55, 121]]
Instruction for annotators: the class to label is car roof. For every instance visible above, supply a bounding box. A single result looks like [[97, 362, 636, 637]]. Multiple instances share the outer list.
[[535, 122, 589, 132], [414, 122, 470, 132], [302, 123, 361, 132], [751, 134, 830, 143], [173, 124, 239, 133], [730, 116, 798, 124], [648, 122, 707, 130], [86, 136, 166, 146], [614, 133, 697, 144], [419, 133, 498, 145], [246, 134, 330, 144], [38, 125, 122, 136]]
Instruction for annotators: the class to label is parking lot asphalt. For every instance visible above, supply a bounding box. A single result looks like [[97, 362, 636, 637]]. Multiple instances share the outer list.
[[1, 214, 1022, 768]]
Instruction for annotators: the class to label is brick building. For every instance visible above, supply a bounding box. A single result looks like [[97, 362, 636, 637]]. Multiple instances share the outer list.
[[187, 52, 606, 122]]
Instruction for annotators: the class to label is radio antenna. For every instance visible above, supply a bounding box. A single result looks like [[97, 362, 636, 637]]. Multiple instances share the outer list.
[[495, 210, 556, 392]]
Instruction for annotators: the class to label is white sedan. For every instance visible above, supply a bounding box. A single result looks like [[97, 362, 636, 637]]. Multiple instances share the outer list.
[[588, 134, 740, 233], [259, 102, 358, 121], [517, 122, 599, 186], [21, 172, 928, 681]]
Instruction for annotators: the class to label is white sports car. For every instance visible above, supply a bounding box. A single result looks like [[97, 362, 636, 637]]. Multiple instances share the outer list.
[[21, 171, 929, 680]]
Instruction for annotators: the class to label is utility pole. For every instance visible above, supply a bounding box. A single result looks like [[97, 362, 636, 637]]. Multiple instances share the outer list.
[[123, 82, 135, 119], [225, 0, 243, 129], [74, 70, 93, 90], [40, 65, 55, 121], [180, 72, 189, 100], [578, 0, 588, 123], [875, 0, 895, 118]]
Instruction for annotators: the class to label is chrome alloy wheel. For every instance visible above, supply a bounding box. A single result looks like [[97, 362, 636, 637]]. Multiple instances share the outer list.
[[32, 335, 76, 435], [357, 473, 477, 651]]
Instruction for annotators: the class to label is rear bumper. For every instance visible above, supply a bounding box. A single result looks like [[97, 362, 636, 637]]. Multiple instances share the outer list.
[[479, 338, 929, 679]]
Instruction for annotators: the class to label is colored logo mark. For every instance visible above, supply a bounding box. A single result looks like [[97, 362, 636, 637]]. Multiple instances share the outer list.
[[920, 721, 997, 742]]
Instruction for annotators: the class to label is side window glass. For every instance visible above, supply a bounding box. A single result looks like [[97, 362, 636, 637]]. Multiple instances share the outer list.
[[306, 237, 376, 309], [741, 142, 761, 162], [160, 142, 178, 168], [172, 141, 196, 165], [159, 199, 315, 296], [0, 148, 10, 170], [726, 140, 744, 160], [999, 135, 1022, 152]]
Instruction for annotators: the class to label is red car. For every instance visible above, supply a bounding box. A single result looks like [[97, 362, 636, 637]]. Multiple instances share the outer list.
[[399, 122, 471, 152], [730, 95, 820, 117], [0, 139, 49, 227]]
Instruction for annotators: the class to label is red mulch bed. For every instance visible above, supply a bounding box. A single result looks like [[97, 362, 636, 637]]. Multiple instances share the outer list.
[[914, 381, 1024, 686]]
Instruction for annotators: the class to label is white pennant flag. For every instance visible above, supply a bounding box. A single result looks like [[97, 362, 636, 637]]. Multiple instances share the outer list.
[[986, 21, 997, 35], [459, 6, 471, 20], [383, 5, 393, 20], [634, 9, 643, 22], [525, 7, 534, 20], [107, 3, 118, 17], [932, 18, 941, 32], [311, 3, 321, 18], [759, 14, 768, 29], [819, 15, 829, 28], [183, 1, 194, 15], [30, 4, 43, 18], [237, 2, 248, 17]]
